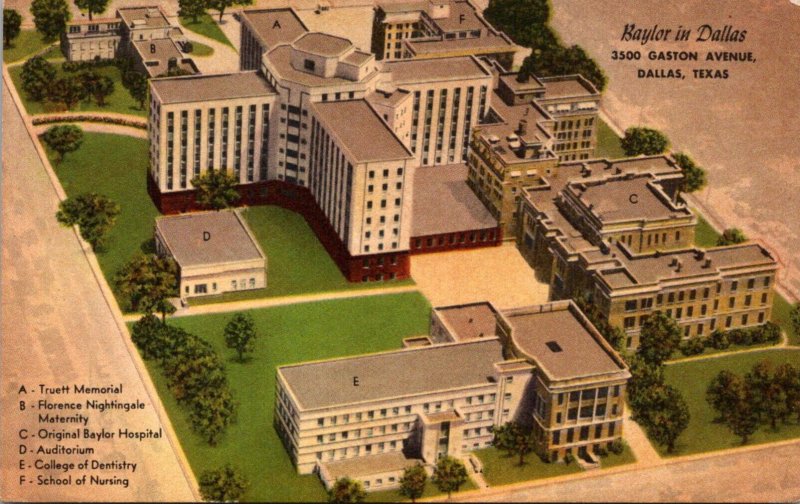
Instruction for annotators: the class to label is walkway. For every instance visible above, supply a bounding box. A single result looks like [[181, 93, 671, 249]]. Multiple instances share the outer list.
[[34, 122, 147, 138], [1, 69, 196, 501], [122, 284, 421, 322]]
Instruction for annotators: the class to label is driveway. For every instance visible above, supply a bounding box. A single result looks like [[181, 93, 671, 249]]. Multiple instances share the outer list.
[[0, 78, 195, 501], [550, 0, 800, 300]]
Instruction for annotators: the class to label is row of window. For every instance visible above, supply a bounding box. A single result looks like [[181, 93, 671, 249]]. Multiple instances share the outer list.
[[551, 421, 617, 446]]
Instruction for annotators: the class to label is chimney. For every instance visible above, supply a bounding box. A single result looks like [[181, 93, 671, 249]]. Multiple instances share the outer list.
[[703, 257, 712, 268], [676, 260, 683, 272], [168, 57, 177, 71], [518, 119, 528, 135], [669, 256, 679, 266]]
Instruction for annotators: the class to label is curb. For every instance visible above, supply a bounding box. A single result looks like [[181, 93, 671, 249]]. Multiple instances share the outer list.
[[2, 64, 201, 502]]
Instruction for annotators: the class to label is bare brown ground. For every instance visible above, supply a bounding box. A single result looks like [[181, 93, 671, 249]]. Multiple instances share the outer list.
[[550, 0, 800, 299]]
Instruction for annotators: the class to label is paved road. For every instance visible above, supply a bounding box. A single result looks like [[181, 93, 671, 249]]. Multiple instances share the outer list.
[[550, 0, 800, 300], [0, 78, 194, 501], [454, 441, 800, 502]]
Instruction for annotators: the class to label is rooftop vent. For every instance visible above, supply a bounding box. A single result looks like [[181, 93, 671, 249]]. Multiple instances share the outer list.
[[146, 8, 159, 17], [518, 119, 528, 135], [507, 133, 519, 142], [488, 134, 500, 144], [669, 256, 679, 266], [545, 341, 563, 353], [702, 257, 712, 268]]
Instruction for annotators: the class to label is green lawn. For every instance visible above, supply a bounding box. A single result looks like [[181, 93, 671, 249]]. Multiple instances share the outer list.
[[694, 215, 720, 248], [9, 62, 146, 116], [365, 477, 477, 502], [3, 30, 53, 63], [772, 294, 800, 346], [46, 133, 157, 301], [473, 447, 581, 486], [595, 118, 626, 160], [188, 40, 214, 57], [661, 348, 800, 456], [598, 442, 637, 468], [138, 293, 432, 502], [179, 13, 234, 48], [189, 206, 413, 305]]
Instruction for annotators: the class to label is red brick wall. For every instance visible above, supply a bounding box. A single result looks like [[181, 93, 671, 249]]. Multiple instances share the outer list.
[[409, 227, 503, 255]]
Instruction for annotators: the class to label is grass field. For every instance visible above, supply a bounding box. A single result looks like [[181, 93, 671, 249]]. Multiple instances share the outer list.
[[694, 215, 720, 248], [772, 294, 800, 346], [3, 30, 53, 63], [473, 447, 582, 486], [661, 349, 800, 456], [9, 62, 146, 116], [365, 477, 477, 502], [595, 118, 626, 160], [139, 293, 432, 502], [46, 133, 156, 301], [179, 13, 234, 48], [188, 40, 214, 57]]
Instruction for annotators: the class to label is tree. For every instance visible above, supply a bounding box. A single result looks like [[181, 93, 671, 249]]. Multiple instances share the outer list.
[[189, 387, 237, 445], [726, 398, 759, 445], [50, 75, 86, 110], [706, 370, 745, 423], [620, 127, 670, 156], [774, 363, 800, 422], [125, 70, 148, 109], [574, 295, 626, 351], [179, 0, 207, 23], [4, 9, 22, 47], [74, 0, 110, 21], [431, 456, 468, 499], [80, 72, 114, 106], [717, 228, 747, 246], [398, 464, 427, 503], [327, 477, 366, 504], [30, 0, 70, 41], [207, 0, 252, 22], [114, 254, 179, 319], [483, 0, 550, 43], [745, 360, 787, 429], [518, 43, 607, 91], [56, 192, 119, 251], [130, 313, 164, 360], [21, 56, 57, 102], [495, 421, 534, 466], [642, 385, 690, 453], [163, 336, 227, 402], [198, 464, 249, 502], [192, 170, 241, 210], [42, 124, 84, 163], [490, 422, 515, 457], [224, 312, 257, 362], [636, 311, 681, 366], [673, 152, 707, 193]]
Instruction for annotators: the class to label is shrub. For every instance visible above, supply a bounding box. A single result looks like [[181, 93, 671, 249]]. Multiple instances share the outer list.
[[708, 330, 730, 350], [595, 446, 608, 458], [680, 337, 705, 356], [609, 439, 625, 455], [563, 452, 575, 465], [754, 322, 781, 344]]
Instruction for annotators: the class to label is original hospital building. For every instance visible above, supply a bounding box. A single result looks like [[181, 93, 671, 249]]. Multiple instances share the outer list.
[[275, 300, 629, 489]]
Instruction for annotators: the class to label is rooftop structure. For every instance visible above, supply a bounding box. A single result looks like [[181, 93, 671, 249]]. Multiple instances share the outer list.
[[150, 71, 277, 104], [117, 6, 170, 29], [132, 38, 197, 77], [432, 301, 498, 342], [382, 55, 491, 84]]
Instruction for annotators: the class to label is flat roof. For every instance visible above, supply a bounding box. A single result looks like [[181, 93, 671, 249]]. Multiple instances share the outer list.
[[432, 0, 485, 32], [504, 303, 624, 380], [151, 71, 276, 104], [567, 175, 692, 223], [436, 302, 498, 341], [367, 88, 411, 107], [383, 56, 490, 84], [405, 33, 515, 54], [279, 339, 504, 410], [499, 73, 545, 93], [323, 452, 423, 481], [266, 44, 375, 87], [293, 32, 352, 57], [312, 100, 412, 162], [411, 164, 497, 236], [132, 39, 194, 78], [540, 76, 598, 99], [155, 210, 265, 268], [241, 8, 308, 49], [117, 6, 170, 28]]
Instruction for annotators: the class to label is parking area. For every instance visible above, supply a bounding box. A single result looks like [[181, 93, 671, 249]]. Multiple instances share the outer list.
[[410, 243, 550, 310]]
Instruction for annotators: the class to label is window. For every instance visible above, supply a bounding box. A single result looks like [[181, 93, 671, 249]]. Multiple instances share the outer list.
[[567, 408, 577, 420], [731, 281, 738, 292], [553, 430, 561, 445], [625, 300, 637, 312]]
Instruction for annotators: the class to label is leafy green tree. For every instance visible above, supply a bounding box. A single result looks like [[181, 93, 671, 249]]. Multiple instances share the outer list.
[[642, 384, 690, 453], [42, 124, 84, 163], [706, 370, 745, 423], [490, 422, 515, 457], [74, 0, 110, 20], [717, 228, 747, 246], [114, 254, 179, 319], [207, 0, 251, 22], [130, 313, 164, 360], [4, 9, 23, 46], [80, 71, 114, 106], [50, 75, 87, 110], [124, 70, 148, 109], [163, 336, 227, 402], [30, 0, 70, 41], [483, 0, 550, 43], [746, 360, 788, 429], [620, 127, 670, 156], [192, 170, 241, 210], [496, 421, 534, 465], [432, 456, 468, 499], [726, 398, 759, 444], [224, 312, 257, 362], [179, 0, 207, 23], [327, 477, 366, 504], [636, 311, 681, 366], [518, 43, 607, 91], [775, 363, 800, 422], [398, 464, 427, 503], [21, 56, 57, 101], [673, 152, 707, 193], [190, 387, 237, 446], [574, 295, 625, 351], [198, 464, 249, 502], [56, 192, 119, 251]]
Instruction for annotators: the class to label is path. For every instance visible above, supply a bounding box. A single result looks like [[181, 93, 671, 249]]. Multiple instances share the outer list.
[[34, 122, 147, 139], [0, 70, 196, 501], [122, 284, 421, 322]]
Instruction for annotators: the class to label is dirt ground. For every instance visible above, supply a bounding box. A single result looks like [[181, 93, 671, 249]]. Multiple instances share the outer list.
[[550, 0, 800, 299], [410, 243, 550, 309]]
